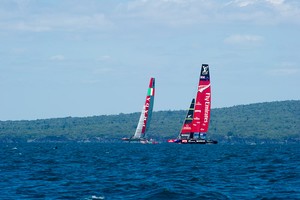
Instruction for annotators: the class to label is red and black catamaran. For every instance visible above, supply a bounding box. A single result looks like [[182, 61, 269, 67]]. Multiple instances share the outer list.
[[168, 64, 217, 144]]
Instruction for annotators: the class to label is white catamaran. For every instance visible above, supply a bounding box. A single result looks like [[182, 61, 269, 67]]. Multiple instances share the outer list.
[[122, 77, 157, 144]]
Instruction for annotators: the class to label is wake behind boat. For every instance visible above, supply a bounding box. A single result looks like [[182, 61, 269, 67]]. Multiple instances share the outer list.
[[122, 77, 158, 144], [121, 137, 158, 144], [168, 64, 217, 144]]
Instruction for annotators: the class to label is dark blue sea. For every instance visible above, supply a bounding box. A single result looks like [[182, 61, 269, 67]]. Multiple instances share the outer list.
[[1, 143, 299, 200]]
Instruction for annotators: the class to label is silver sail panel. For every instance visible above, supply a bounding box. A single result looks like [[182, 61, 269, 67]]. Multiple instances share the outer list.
[[132, 105, 146, 139]]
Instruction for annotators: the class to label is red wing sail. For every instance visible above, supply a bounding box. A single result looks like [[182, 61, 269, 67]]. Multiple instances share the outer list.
[[191, 64, 211, 133], [141, 78, 155, 135], [180, 98, 195, 134]]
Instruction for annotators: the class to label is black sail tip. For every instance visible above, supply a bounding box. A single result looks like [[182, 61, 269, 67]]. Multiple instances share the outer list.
[[200, 64, 210, 81]]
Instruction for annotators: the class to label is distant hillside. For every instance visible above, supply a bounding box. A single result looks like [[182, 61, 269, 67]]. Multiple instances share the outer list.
[[0, 100, 299, 143]]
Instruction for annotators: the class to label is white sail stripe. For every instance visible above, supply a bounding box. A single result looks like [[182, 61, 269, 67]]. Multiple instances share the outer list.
[[199, 84, 210, 93], [133, 107, 146, 138]]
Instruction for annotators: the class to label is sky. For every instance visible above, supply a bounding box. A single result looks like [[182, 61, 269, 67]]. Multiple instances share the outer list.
[[0, 0, 299, 120]]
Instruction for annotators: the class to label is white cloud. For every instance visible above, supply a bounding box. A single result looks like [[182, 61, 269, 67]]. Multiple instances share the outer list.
[[1, 0, 300, 33], [266, 0, 285, 5], [224, 34, 264, 45], [11, 48, 27, 54], [93, 67, 113, 75], [53, 14, 114, 31], [120, 0, 300, 27], [122, 0, 217, 27], [226, 0, 259, 7], [227, 0, 284, 7], [224, 0, 300, 24], [267, 0, 300, 23], [268, 68, 299, 76], [9, 21, 52, 32], [96, 55, 111, 62], [50, 55, 65, 61], [0, 0, 115, 33], [4, 14, 114, 32], [267, 62, 300, 76]]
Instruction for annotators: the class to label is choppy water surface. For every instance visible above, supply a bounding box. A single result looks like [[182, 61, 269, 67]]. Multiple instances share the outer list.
[[0, 143, 299, 199]]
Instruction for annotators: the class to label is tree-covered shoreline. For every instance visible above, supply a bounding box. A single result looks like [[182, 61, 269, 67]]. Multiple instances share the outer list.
[[1, 100, 299, 143]]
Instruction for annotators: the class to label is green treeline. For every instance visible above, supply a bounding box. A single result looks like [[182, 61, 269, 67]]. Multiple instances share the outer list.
[[0, 100, 299, 143]]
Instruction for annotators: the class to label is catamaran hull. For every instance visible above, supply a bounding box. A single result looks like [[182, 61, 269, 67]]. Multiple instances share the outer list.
[[122, 138, 158, 144], [168, 139, 218, 144]]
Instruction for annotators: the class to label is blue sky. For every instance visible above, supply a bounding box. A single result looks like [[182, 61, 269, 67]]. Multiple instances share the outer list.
[[0, 0, 299, 120]]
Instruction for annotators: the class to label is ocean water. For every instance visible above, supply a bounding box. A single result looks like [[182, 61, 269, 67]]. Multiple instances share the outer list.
[[0, 143, 299, 200]]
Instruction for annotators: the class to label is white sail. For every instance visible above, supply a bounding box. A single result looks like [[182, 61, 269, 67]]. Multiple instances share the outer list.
[[132, 106, 146, 139]]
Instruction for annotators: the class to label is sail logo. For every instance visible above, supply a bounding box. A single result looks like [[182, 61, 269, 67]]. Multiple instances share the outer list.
[[148, 88, 154, 96], [198, 84, 210, 93], [183, 126, 191, 130], [142, 97, 151, 130], [145, 97, 151, 108], [204, 93, 210, 123], [195, 101, 202, 105], [202, 65, 209, 75]]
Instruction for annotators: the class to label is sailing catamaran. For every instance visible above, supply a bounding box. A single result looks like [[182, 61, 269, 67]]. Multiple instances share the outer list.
[[167, 98, 195, 143], [168, 64, 217, 144], [122, 77, 157, 144]]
